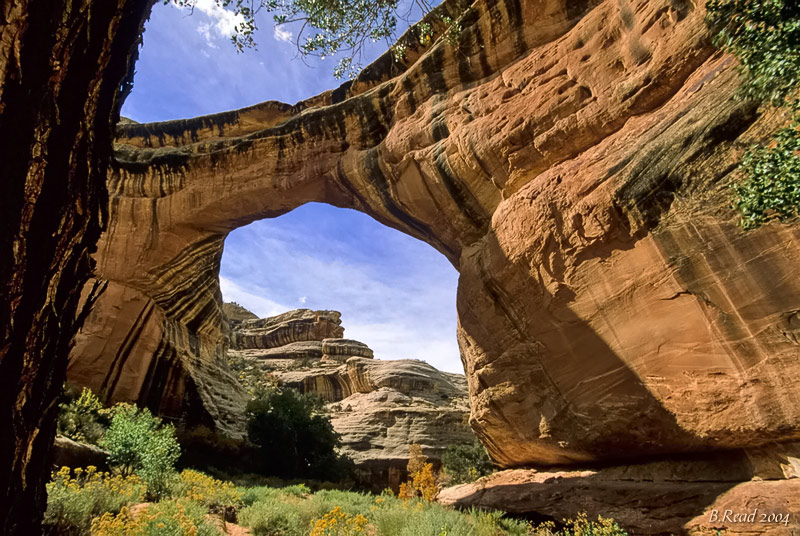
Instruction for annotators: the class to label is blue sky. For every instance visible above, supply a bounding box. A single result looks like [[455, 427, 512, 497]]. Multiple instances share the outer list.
[[121, 2, 463, 373]]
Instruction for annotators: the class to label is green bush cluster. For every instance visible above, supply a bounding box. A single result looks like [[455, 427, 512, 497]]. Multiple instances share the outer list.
[[102, 404, 181, 500], [246, 387, 354, 482], [441, 441, 495, 485], [706, 0, 800, 227]]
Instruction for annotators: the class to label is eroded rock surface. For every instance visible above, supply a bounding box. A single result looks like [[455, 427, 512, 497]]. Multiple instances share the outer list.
[[229, 308, 472, 487], [439, 447, 800, 534], [69, 0, 800, 469], [268, 357, 473, 490]]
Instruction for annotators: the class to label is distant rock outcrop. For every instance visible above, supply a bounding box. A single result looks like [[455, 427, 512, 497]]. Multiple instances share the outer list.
[[229, 308, 473, 489], [231, 309, 345, 352], [222, 302, 258, 328]]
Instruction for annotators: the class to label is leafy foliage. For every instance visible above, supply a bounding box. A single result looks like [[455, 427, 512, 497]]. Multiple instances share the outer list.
[[166, 0, 466, 78], [246, 386, 353, 481], [102, 404, 181, 499], [706, 0, 800, 226], [57, 386, 111, 445], [441, 440, 494, 485], [734, 109, 800, 227], [706, 0, 800, 105], [529, 513, 627, 536]]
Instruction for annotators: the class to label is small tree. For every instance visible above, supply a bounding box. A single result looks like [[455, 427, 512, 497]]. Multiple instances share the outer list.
[[398, 444, 438, 501], [246, 386, 352, 481], [102, 404, 181, 499]]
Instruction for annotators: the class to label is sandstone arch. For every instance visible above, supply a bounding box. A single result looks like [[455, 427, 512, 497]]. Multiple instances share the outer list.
[[70, 0, 800, 469]]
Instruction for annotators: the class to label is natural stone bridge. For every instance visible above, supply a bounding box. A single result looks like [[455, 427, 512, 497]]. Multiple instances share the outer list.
[[70, 0, 800, 469]]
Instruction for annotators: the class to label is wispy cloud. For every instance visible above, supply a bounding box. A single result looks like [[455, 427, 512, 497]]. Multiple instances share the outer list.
[[219, 203, 462, 373], [219, 275, 289, 318], [273, 25, 293, 43]]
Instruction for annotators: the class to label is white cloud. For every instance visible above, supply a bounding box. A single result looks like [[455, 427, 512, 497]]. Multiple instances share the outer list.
[[172, 0, 245, 46], [299, 296, 307, 304], [219, 275, 289, 318], [273, 25, 293, 43]]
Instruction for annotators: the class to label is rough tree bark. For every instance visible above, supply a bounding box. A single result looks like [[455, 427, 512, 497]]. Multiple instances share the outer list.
[[0, 1, 154, 532]]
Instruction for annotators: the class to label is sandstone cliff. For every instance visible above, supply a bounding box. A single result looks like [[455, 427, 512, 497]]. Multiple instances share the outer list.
[[229, 307, 474, 488], [68, 0, 800, 474]]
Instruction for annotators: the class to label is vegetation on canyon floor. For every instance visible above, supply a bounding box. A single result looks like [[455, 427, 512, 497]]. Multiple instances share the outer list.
[[45, 464, 627, 536], [706, 0, 800, 227], [50, 386, 627, 535]]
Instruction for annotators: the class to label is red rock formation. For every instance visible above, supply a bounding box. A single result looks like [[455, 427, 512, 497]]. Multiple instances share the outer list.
[[68, 0, 800, 473]]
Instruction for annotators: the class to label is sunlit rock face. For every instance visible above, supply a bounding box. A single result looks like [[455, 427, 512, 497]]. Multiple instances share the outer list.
[[70, 0, 800, 464], [229, 307, 472, 489]]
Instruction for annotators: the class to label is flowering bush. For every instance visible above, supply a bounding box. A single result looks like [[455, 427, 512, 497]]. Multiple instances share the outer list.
[[57, 387, 111, 444], [397, 445, 439, 502], [43, 466, 145, 534], [309, 507, 368, 536], [90, 500, 220, 536], [176, 470, 243, 510]]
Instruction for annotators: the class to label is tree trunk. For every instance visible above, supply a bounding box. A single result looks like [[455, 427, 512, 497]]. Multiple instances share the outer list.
[[0, 1, 154, 532]]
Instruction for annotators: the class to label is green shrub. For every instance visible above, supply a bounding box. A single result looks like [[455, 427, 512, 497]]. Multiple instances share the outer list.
[[238, 500, 304, 536], [706, 0, 800, 227], [529, 513, 628, 536], [246, 387, 353, 482], [441, 441, 494, 485], [57, 386, 110, 445], [138, 425, 181, 500], [102, 404, 180, 499], [734, 109, 800, 227]]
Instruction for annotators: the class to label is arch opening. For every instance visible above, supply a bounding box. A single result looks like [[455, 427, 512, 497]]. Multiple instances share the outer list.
[[219, 202, 461, 373]]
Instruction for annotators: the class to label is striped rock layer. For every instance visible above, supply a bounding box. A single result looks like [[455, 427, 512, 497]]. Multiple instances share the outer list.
[[70, 0, 800, 465]]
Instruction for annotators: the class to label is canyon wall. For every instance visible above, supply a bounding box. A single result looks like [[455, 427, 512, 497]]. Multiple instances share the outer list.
[[69, 0, 800, 468]]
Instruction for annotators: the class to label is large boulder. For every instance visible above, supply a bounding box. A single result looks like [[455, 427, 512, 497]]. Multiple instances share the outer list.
[[439, 447, 800, 534], [51, 436, 109, 471]]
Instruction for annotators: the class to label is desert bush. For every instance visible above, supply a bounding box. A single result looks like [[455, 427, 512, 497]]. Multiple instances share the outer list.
[[529, 513, 627, 536], [441, 441, 494, 485], [102, 404, 180, 499], [43, 466, 145, 535], [309, 506, 368, 536], [90, 500, 221, 536], [398, 445, 439, 502], [238, 499, 304, 536], [246, 387, 353, 481], [57, 386, 110, 445], [176, 469, 243, 511]]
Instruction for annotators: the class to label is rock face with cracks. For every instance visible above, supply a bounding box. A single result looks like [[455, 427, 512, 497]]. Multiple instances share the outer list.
[[69, 0, 800, 468]]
